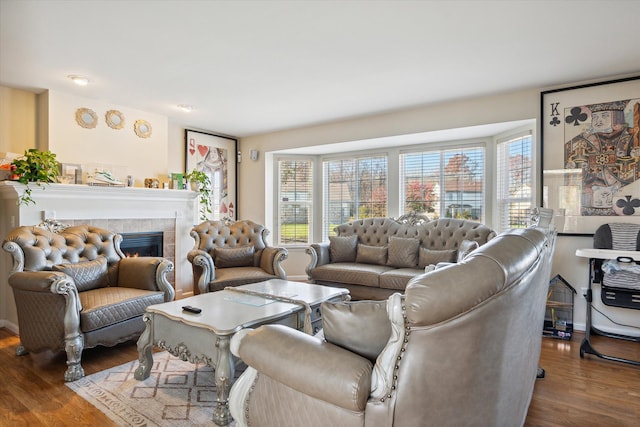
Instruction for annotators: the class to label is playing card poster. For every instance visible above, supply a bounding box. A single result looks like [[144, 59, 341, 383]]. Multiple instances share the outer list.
[[185, 129, 237, 221], [542, 76, 640, 234]]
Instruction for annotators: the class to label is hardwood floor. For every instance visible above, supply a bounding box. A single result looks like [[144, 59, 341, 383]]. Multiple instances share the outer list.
[[0, 328, 638, 426]]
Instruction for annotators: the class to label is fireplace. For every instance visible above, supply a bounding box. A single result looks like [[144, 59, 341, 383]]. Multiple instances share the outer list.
[[120, 232, 164, 257]]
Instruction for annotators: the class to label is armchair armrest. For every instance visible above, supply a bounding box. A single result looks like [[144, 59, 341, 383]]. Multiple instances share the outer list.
[[8, 271, 69, 292], [187, 249, 215, 294], [232, 324, 373, 412], [259, 246, 288, 278], [305, 242, 330, 278], [8, 271, 84, 372], [118, 257, 175, 301]]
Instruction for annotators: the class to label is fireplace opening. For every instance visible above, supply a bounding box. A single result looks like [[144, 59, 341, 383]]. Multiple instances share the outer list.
[[120, 232, 163, 257]]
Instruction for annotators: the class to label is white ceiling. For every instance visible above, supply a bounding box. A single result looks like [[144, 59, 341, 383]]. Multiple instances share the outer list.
[[1, 0, 639, 139]]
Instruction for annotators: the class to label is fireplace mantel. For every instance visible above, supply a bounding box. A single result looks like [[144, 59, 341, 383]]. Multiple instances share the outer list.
[[0, 181, 199, 332]]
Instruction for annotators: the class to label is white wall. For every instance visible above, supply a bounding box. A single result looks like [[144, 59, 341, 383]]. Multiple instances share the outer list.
[[46, 90, 169, 187]]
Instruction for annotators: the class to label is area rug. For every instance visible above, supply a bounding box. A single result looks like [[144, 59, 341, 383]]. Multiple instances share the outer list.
[[66, 351, 238, 426]]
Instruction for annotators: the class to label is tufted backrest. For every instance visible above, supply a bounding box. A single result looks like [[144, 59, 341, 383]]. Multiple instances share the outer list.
[[333, 217, 496, 251], [190, 219, 269, 263], [3, 225, 123, 273]]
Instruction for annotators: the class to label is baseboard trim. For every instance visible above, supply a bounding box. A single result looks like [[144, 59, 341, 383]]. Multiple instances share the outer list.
[[0, 320, 19, 335]]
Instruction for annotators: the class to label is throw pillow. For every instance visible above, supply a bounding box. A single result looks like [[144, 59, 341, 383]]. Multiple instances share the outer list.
[[52, 256, 108, 292], [329, 235, 358, 262], [387, 237, 419, 268], [322, 300, 391, 362], [418, 247, 457, 268], [356, 244, 388, 265], [214, 245, 255, 268], [457, 239, 480, 262]]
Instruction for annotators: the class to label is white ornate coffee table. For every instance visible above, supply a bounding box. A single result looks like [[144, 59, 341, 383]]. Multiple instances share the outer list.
[[134, 279, 349, 425]]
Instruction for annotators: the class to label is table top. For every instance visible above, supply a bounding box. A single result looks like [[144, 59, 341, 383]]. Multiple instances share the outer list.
[[146, 279, 349, 335], [576, 248, 640, 260]]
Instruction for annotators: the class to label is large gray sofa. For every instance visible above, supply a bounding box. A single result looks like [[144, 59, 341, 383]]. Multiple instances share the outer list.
[[306, 214, 496, 300], [229, 209, 556, 427]]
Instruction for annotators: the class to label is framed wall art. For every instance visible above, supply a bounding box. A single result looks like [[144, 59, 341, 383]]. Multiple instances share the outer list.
[[541, 76, 640, 235], [185, 129, 238, 221]]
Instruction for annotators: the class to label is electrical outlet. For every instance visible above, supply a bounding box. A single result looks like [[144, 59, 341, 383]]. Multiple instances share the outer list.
[[581, 287, 588, 296]]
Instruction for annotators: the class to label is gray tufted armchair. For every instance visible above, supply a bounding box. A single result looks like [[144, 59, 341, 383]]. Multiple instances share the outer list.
[[187, 219, 288, 294], [2, 224, 175, 381]]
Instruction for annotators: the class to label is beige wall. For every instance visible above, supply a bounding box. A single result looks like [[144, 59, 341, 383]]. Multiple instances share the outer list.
[[0, 86, 187, 187], [238, 88, 541, 223], [237, 83, 638, 335], [0, 87, 37, 156]]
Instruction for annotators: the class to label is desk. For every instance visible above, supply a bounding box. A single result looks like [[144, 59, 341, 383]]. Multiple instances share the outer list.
[[576, 248, 640, 260]]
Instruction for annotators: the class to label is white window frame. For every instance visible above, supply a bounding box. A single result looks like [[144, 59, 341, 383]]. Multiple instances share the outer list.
[[274, 156, 314, 246], [399, 142, 486, 222], [495, 131, 534, 232]]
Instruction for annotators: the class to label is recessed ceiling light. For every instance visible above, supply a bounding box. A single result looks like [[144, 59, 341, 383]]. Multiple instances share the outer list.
[[67, 75, 89, 86], [177, 104, 193, 113]]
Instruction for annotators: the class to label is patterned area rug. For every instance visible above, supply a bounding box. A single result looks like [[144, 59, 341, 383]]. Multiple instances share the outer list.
[[66, 351, 238, 426]]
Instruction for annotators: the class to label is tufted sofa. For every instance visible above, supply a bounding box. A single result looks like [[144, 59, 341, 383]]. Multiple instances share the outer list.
[[2, 224, 175, 381], [229, 211, 556, 427], [306, 215, 496, 300], [187, 219, 288, 294]]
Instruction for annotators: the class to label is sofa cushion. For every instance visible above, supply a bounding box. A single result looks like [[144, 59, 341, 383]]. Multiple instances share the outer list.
[[380, 268, 423, 290], [79, 287, 165, 332], [215, 246, 255, 268], [457, 239, 480, 262], [418, 247, 457, 268], [322, 299, 391, 362], [52, 256, 108, 292], [312, 263, 392, 287], [387, 237, 419, 268], [356, 244, 388, 265], [329, 235, 358, 262]]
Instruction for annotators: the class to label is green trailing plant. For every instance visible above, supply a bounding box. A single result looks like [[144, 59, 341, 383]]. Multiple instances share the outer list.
[[185, 169, 212, 221], [11, 149, 59, 206]]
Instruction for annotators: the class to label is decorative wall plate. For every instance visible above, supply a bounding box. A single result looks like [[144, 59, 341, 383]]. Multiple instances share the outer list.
[[134, 119, 152, 138], [75, 108, 98, 129], [105, 110, 125, 130]]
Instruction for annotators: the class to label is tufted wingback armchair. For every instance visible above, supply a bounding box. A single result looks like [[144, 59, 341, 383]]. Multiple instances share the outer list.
[[2, 224, 175, 382], [187, 219, 288, 294], [229, 218, 556, 427]]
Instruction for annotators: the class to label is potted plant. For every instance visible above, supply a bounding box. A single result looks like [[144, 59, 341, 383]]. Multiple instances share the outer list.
[[185, 169, 212, 221], [10, 149, 59, 206]]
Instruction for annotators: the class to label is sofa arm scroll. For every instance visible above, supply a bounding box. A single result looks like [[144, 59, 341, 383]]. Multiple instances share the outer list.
[[118, 257, 175, 301], [187, 249, 215, 294], [305, 242, 330, 278], [259, 246, 288, 278], [233, 324, 373, 412]]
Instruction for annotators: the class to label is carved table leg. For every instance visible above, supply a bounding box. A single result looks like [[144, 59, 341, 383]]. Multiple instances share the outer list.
[[134, 313, 154, 380], [213, 335, 235, 426]]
